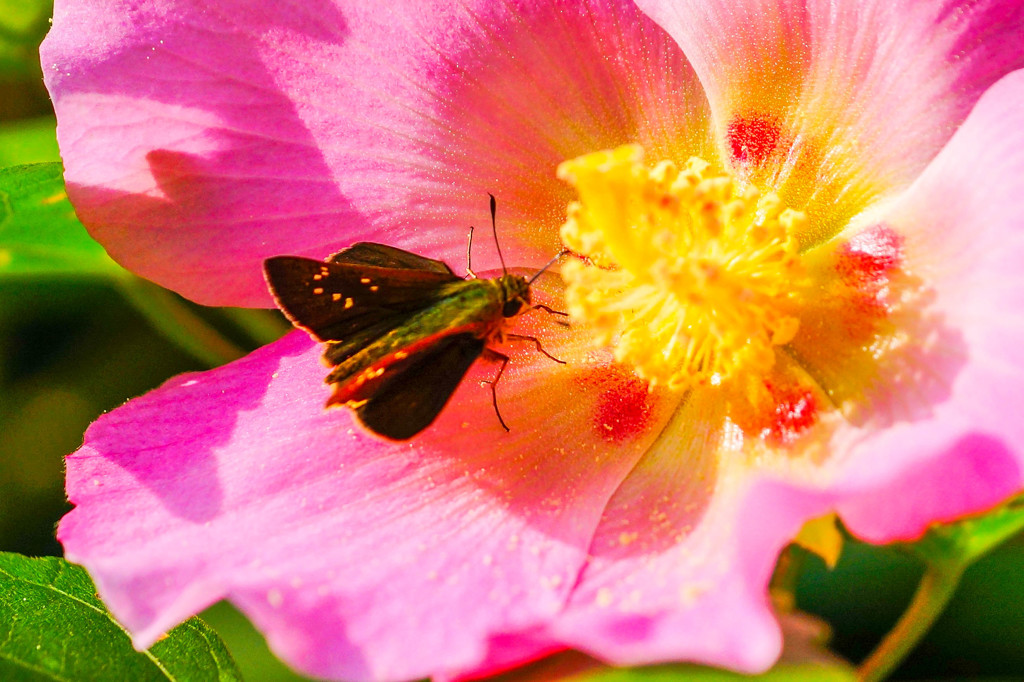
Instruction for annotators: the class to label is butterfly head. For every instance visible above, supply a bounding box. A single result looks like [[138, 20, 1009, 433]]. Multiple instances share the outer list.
[[499, 274, 532, 318]]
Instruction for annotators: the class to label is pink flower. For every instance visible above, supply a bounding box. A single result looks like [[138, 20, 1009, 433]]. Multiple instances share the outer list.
[[44, 0, 1024, 680]]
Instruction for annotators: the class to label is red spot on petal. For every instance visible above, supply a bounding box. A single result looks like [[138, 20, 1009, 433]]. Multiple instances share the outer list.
[[835, 224, 905, 323], [588, 368, 655, 443], [727, 115, 781, 167], [836, 224, 904, 287], [760, 381, 819, 445]]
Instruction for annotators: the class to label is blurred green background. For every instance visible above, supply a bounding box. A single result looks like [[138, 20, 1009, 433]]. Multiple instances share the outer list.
[[2, 1, 1023, 680]]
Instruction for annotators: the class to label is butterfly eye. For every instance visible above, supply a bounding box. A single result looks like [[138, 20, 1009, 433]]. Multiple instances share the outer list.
[[502, 298, 524, 317]]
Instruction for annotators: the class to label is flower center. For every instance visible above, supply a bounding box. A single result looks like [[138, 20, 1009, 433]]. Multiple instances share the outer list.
[[558, 145, 808, 392]]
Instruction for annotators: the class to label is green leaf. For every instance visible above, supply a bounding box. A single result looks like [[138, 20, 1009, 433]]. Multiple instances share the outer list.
[[0, 0, 51, 78], [0, 163, 125, 278], [911, 493, 1024, 568], [0, 0, 50, 43], [0, 118, 61, 167], [0, 553, 242, 681], [565, 662, 854, 682], [856, 495, 1024, 682], [497, 658, 855, 682], [490, 617, 856, 682], [0, 163, 278, 366]]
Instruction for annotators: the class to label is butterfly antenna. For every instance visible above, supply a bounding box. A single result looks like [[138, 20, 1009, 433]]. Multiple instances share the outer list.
[[488, 193, 508, 274], [528, 249, 569, 285], [465, 225, 477, 278]]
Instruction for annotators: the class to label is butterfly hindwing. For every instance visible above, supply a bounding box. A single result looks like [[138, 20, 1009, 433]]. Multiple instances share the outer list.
[[321, 317, 416, 367], [353, 333, 486, 440], [263, 254, 461, 342], [322, 276, 503, 385]]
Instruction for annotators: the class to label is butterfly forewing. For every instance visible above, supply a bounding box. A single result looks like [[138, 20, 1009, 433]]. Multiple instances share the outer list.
[[263, 254, 461, 342]]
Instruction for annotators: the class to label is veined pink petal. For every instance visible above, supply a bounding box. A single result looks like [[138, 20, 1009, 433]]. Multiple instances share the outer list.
[[634, 0, 1024, 238], [550, 392, 808, 672], [830, 69, 1024, 540], [58, 279, 682, 680], [43, 0, 707, 307]]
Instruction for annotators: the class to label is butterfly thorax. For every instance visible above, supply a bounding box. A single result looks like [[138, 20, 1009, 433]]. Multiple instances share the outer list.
[[465, 273, 526, 346], [497, 274, 531, 317], [455, 273, 531, 344]]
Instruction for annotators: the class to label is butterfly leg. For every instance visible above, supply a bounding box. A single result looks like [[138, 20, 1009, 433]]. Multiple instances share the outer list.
[[480, 349, 511, 432], [530, 303, 570, 328], [506, 334, 566, 365], [531, 304, 569, 319]]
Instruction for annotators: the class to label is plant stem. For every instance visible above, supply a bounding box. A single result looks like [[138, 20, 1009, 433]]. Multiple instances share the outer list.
[[220, 306, 291, 346], [117, 277, 245, 367], [857, 558, 964, 682]]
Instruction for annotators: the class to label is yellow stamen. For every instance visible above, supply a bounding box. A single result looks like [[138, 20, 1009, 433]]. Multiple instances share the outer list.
[[559, 145, 807, 391]]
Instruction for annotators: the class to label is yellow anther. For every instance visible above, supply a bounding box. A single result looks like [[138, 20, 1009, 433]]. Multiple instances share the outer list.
[[558, 145, 808, 391]]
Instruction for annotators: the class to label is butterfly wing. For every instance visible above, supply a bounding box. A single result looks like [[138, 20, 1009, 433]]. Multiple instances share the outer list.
[[329, 242, 458, 275], [263, 252, 461, 342], [265, 245, 499, 439], [350, 332, 485, 440], [322, 276, 500, 391]]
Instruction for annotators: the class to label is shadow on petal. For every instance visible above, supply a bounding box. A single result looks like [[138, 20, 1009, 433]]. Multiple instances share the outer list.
[[49, 0, 358, 307], [66, 331, 319, 524]]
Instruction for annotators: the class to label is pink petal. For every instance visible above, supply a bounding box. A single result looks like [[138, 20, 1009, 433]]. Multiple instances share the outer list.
[[635, 0, 1024, 232], [550, 392, 805, 672], [544, 375, 826, 672], [43, 0, 707, 307], [59, 284, 682, 680], [543, 68, 1024, 668], [831, 69, 1024, 540]]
